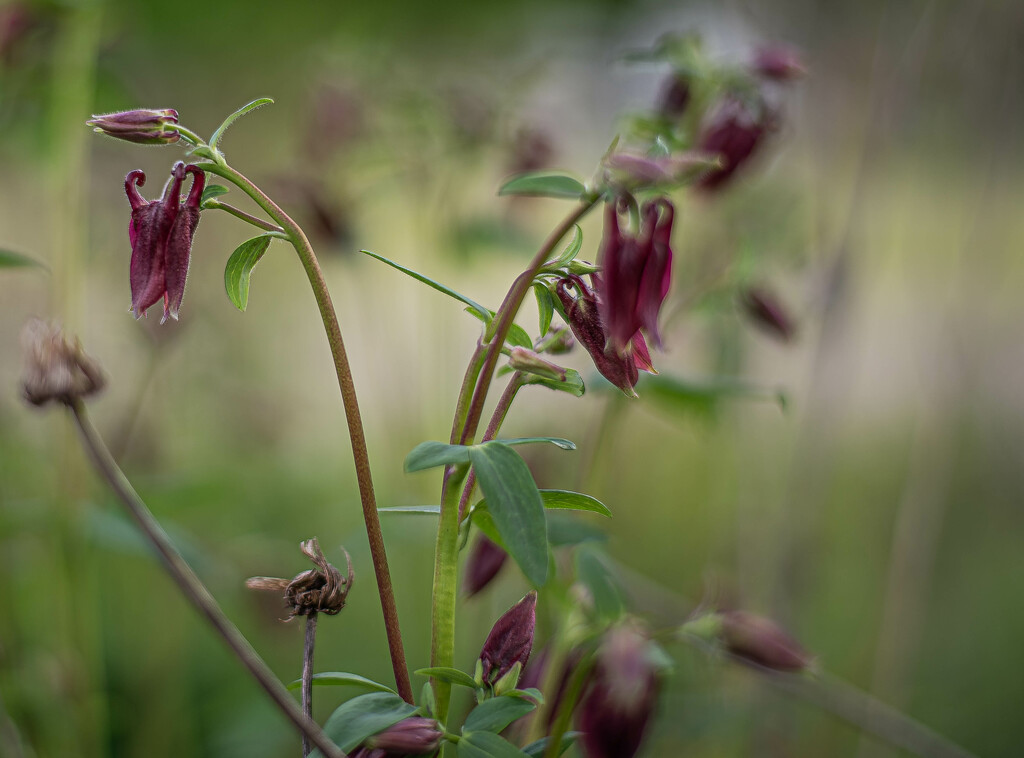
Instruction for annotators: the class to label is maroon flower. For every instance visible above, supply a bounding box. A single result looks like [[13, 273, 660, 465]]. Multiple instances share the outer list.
[[696, 96, 774, 191], [577, 621, 660, 758], [365, 717, 444, 754], [88, 109, 180, 145], [555, 275, 652, 397], [464, 535, 508, 597], [656, 73, 691, 120], [720, 611, 811, 671], [125, 161, 205, 322], [478, 592, 537, 688], [596, 198, 674, 351]]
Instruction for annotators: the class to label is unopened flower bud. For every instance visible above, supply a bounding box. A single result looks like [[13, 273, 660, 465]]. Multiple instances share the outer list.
[[603, 151, 719, 191], [720, 610, 811, 671], [656, 73, 691, 119], [87, 109, 180, 145], [740, 286, 795, 341], [542, 326, 575, 354], [509, 346, 567, 382], [365, 717, 443, 755], [752, 45, 806, 82], [478, 592, 536, 687], [21, 319, 105, 407], [464, 536, 508, 597], [696, 96, 775, 191], [577, 620, 660, 758]]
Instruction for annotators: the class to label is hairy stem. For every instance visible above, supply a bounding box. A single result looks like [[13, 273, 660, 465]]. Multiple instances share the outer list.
[[194, 161, 413, 703], [68, 400, 346, 758], [302, 613, 319, 758]]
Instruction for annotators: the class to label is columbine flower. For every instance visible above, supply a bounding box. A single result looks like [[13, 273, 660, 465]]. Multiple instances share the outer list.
[[720, 610, 811, 671], [477, 591, 536, 688], [365, 717, 444, 755], [577, 621, 661, 758], [125, 161, 205, 322], [696, 96, 775, 191], [596, 197, 675, 351], [87, 108, 180, 145], [555, 275, 652, 397]]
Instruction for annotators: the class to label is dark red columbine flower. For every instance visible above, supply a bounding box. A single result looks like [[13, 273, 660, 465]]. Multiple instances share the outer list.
[[125, 161, 205, 322], [577, 621, 660, 758], [555, 275, 653, 397], [696, 96, 775, 191], [478, 591, 537, 688], [596, 197, 674, 351]]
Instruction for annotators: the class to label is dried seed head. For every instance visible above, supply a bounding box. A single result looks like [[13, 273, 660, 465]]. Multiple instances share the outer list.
[[478, 591, 537, 687], [21, 319, 105, 407], [246, 538, 353, 618]]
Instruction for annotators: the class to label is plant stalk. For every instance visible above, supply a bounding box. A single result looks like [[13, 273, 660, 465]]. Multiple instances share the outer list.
[[68, 400, 347, 758], [194, 161, 413, 703], [302, 613, 319, 757]]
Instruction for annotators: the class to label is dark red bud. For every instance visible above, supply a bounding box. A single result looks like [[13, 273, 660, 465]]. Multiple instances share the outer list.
[[696, 97, 771, 191], [753, 46, 806, 82], [720, 610, 811, 671], [464, 536, 508, 597], [577, 621, 660, 758], [88, 108, 180, 144], [365, 717, 443, 754], [740, 286, 795, 341], [478, 592, 537, 687]]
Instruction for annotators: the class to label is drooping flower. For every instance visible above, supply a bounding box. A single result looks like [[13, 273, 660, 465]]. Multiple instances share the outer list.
[[696, 96, 775, 191], [477, 591, 537, 688], [88, 108, 180, 145], [365, 717, 444, 755], [555, 274, 652, 397], [125, 161, 205, 322], [596, 197, 675, 351], [577, 621, 661, 758]]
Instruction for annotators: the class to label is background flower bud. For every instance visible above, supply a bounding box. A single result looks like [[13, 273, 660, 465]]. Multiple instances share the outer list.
[[509, 346, 567, 382], [752, 45, 806, 81], [740, 286, 796, 341], [478, 591, 536, 687], [365, 717, 443, 754], [87, 108, 180, 144], [464, 536, 508, 597], [720, 610, 811, 671]]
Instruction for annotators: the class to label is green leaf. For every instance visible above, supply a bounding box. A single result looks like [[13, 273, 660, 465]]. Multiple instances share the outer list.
[[522, 733, 581, 757], [209, 97, 274, 151], [200, 184, 229, 207], [420, 681, 436, 717], [575, 547, 624, 620], [533, 283, 554, 336], [463, 695, 536, 734], [378, 505, 441, 515], [286, 672, 396, 694], [538, 490, 611, 516], [0, 248, 46, 270], [546, 513, 607, 546], [554, 224, 583, 265], [312, 691, 415, 755], [496, 437, 576, 450], [466, 308, 532, 350], [223, 234, 273, 311], [469, 442, 548, 586], [404, 441, 473, 472], [520, 368, 585, 397], [458, 731, 531, 758], [414, 667, 480, 690], [498, 172, 586, 200], [641, 373, 787, 418], [362, 250, 490, 322], [502, 688, 544, 704]]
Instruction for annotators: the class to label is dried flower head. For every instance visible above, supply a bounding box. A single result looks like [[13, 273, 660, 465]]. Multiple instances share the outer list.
[[246, 538, 353, 618], [21, 319, 105, 407]]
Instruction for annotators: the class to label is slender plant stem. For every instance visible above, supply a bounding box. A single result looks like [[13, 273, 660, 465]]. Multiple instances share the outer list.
[[456, 374, 524, 520], [457, 196, 598, 447], [542, 658, 593, 758], [302, 613, 319, 758], [205, 200, 284, 234], [67, 400, 347, 758], [194, 161, 413, 703]]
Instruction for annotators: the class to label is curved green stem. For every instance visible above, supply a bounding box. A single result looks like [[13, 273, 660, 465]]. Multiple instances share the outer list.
[[205, 200, 284, 234], [68, 401, 346, 758], [194, 161, 413, 704]]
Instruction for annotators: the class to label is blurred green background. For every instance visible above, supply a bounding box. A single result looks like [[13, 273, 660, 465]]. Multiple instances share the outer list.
[[2, 0, 1023, 756]]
